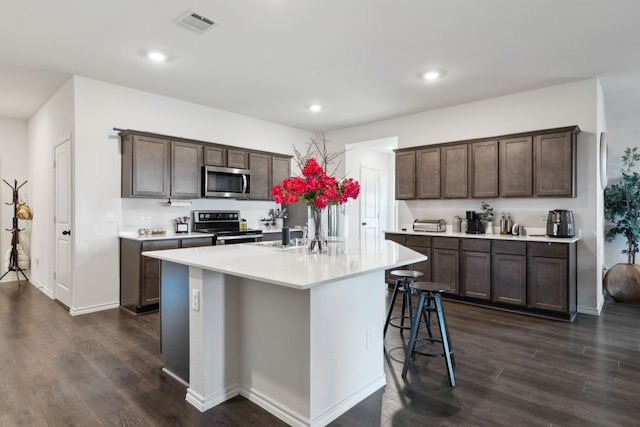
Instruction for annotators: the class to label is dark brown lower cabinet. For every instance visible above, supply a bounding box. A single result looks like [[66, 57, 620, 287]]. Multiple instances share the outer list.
[[385, 233, 407, 284], [461, 239, 491, 300], [384, 232, 577, 320], [432, 237, 459, 295], [527, 242, 575, 315], [120, 236, 214, 314], [491, 241, 527, 306], [406, 235, 432, 282]]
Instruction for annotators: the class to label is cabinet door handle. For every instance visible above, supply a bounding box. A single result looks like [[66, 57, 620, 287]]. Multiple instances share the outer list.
[[362, 222, 367, 226], [62, 230, 71, 236]]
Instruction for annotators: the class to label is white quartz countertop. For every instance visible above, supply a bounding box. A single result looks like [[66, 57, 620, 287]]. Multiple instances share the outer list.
[[119, 231, 214, 241], [143, 238, 426, 290], [384, 229, 580, 244]]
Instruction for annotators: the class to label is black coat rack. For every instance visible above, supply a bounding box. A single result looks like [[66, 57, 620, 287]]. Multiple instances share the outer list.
[[0, 179, 29, 284]]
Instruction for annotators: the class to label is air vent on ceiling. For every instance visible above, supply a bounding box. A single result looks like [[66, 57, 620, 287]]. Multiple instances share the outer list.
[[177, 10, 216, 33]]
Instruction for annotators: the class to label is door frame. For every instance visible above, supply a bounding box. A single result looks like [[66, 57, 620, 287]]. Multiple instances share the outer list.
[[359, 166, 381, 239], [54, 135, 74, 310]]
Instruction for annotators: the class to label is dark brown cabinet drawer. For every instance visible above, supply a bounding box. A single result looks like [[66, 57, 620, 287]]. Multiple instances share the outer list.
[[181, 237, 214, 248], [385, 233, 407, 246], [492, 240, 526, 255], [142, 239, 180, 251], [406, 235, 431, 248], [528, 242, 568, 259], [461, 239, 490, 252], [433, 237, 459, 250]]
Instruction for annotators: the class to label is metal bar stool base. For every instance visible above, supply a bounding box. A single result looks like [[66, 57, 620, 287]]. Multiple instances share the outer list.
[[384, 270, 424, 337], [401, 282, 456, 388]]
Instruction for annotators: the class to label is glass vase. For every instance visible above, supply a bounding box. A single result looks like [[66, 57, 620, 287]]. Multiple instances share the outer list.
[[308, 207, 328, 253]]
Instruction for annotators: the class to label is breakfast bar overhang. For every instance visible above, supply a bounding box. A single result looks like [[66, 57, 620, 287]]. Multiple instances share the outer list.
[[144, 239, 426, 427]]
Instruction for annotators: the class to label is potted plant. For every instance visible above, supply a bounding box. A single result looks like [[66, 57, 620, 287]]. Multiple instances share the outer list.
[[603, 146, 640, 303], [480, 201, 494, 234]]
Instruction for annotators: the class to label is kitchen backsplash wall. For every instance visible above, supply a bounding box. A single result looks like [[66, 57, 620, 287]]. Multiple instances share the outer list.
[[121, 198, 281, 231], [400, 198, 582, 235]]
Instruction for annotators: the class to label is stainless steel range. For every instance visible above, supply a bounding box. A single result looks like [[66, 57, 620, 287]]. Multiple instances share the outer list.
[[192, 210, 263, 244]]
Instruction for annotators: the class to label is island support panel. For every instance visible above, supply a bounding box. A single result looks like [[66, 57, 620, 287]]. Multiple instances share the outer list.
[[160, 262, 387, 427]]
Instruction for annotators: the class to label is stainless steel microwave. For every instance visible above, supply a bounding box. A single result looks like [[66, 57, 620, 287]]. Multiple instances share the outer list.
[[202, 165, 251, 198]]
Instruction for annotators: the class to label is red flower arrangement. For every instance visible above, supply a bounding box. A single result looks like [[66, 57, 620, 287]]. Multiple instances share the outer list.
[[272, 158, 360, 209]]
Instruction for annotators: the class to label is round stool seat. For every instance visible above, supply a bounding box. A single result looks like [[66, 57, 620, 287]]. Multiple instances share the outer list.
[[410, 281, 450, 294], [390, 270, 424, 280]]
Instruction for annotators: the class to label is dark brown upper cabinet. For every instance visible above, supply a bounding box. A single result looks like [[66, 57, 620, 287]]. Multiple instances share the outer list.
[[203, 145, 226, 166], [393, 125, 579, 201], [171, 140, 202, 198], [416, 147, 441, 199], [271, 155, 291, 200], [441, 144, 468, 198], [395, 151, 416, 200], [121, 133, 171, 198], [249, 152, 272, 200], [500, 136, 533, 197], [534, 131, 576, 197], [228, 149, 249, 169], [469, 140, 499, 198]]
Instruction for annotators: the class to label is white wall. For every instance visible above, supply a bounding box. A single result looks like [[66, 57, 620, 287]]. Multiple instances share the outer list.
[[27, 79, 74, 296], [327, 79, 603, 315], [55, 76, 311, 313], [0, 117, 29, 281]]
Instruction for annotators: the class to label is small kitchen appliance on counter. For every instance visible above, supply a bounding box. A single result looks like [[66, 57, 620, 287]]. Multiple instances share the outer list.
[[546, 209, 575, 237], [192, 210, 263, 244], [466, 211, 483, 234], [413, 219, 446, 233]]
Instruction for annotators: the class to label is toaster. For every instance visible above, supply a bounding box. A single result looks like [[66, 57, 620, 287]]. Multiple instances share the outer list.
[[413, 219, 446, 233]]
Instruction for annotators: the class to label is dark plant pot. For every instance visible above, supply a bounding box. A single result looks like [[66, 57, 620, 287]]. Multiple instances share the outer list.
[[604, 263, 640, 304]]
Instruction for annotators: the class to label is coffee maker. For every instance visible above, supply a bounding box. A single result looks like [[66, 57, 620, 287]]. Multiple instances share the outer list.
[[466, 211, 483, 234]]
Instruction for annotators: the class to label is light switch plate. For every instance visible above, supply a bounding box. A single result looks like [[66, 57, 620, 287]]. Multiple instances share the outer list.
[[192, 289, 200, 311]]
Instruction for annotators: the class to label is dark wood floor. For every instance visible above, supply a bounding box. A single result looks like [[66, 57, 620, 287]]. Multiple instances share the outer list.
[[1, 281, 640, 427]]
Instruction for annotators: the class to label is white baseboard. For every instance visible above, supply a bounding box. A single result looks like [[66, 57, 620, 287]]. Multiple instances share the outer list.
[[577, 304, 602, 316], [70, 301, 120, 316], [240, 385, 310, 427], [308, 376, 386, 427], [238, 375, 386, 427], [186, 384, 241, 412]]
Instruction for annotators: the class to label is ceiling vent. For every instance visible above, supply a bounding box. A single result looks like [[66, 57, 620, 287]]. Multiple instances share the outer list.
[[177, 10, 216, 33]]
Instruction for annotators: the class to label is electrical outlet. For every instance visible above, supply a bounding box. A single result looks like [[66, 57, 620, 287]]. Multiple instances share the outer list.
[[106, 211, 114, 222], [365, 328, 373, 350], [192, 289, 200, 311], [540, 215, 547, 223], [141, 216, 151, 222]]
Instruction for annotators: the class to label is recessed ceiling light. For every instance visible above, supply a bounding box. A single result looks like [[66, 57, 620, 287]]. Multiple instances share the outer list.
[[308, 104, 323, 112], [147, 51, 168, 62], [422, 70, 444, 81]]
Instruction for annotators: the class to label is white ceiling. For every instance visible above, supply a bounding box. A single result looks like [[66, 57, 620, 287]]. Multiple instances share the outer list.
[[1, 0, 640, 131]]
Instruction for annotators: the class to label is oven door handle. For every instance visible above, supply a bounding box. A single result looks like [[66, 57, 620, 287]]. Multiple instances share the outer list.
[[216, 234, 262, 243]]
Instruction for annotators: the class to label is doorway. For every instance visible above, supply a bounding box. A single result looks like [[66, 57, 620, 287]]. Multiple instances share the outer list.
[[360, 166, 380, 239], [54, 137, 72, 308], [345, 137, 397, 239]]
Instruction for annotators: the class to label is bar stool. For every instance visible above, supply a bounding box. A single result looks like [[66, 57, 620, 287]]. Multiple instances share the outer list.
[[402, 281, 456, 387], [384, 270, 424, 337]]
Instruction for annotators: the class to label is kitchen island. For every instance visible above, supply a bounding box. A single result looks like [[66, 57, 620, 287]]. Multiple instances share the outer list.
[[143, 239, 425, 427]]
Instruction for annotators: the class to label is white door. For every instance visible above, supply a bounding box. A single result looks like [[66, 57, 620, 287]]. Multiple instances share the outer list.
[[54, 138, 73, 308], [360, 166, 380, 239]]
